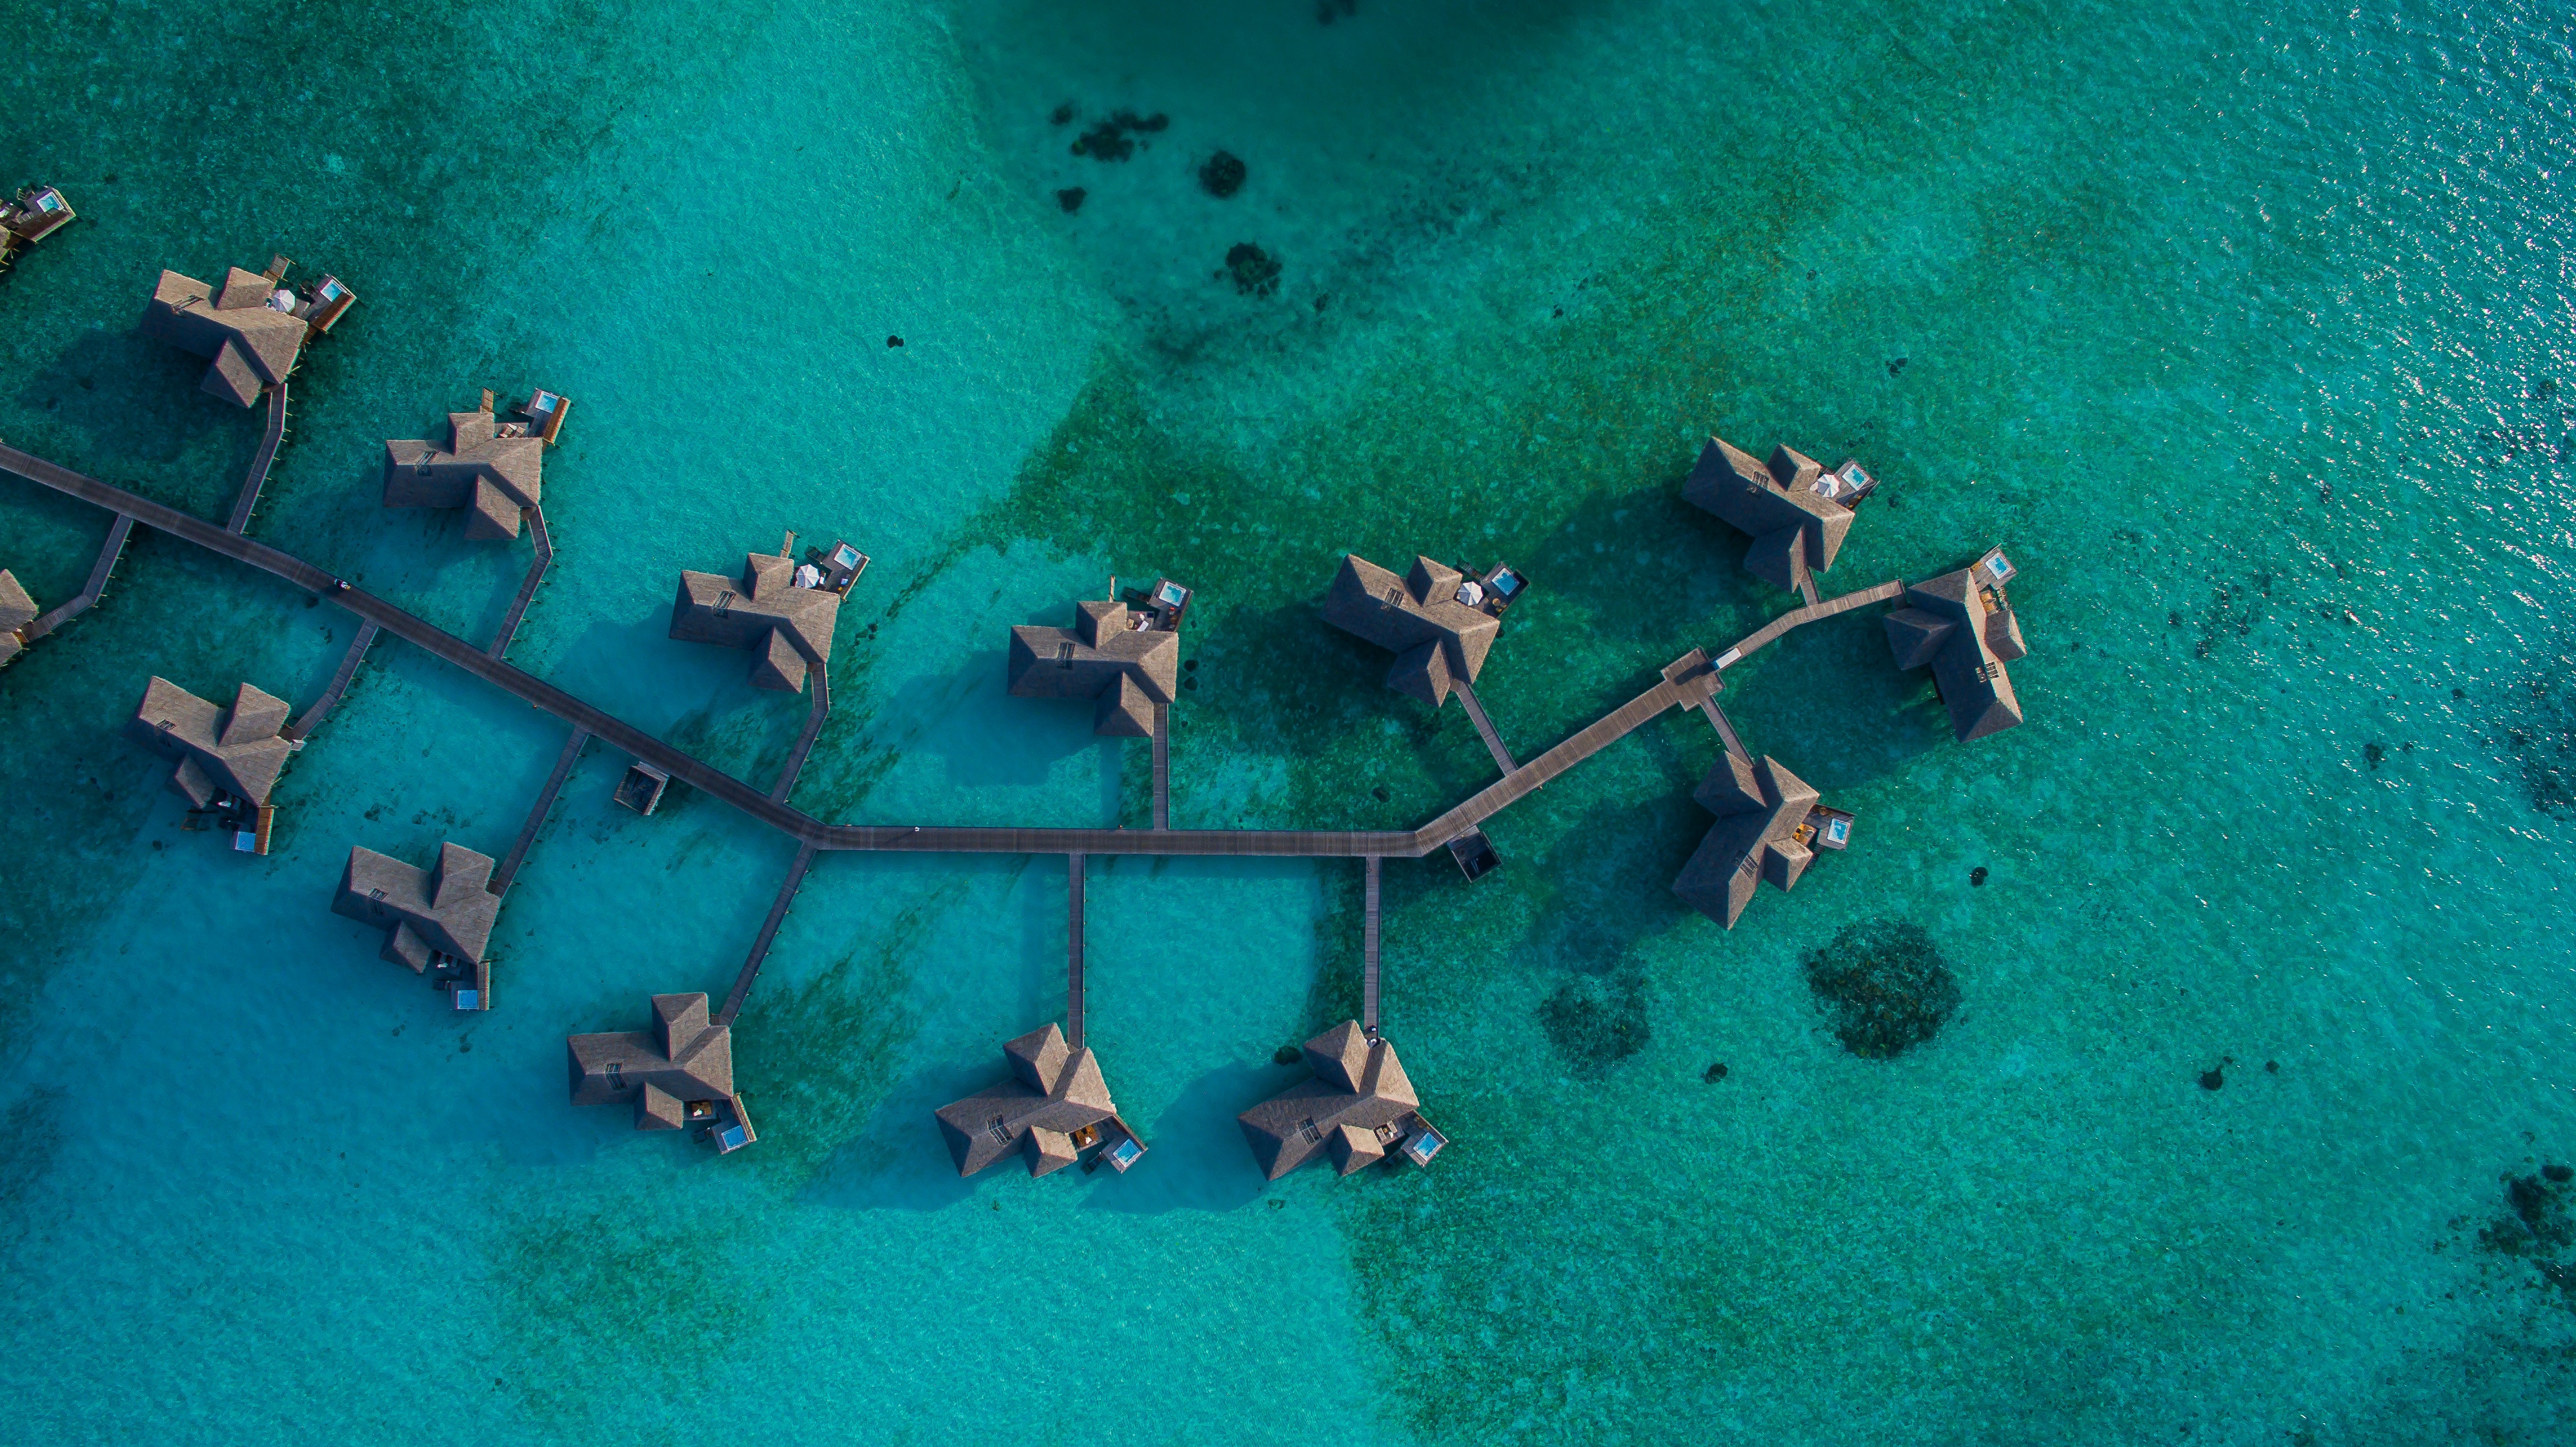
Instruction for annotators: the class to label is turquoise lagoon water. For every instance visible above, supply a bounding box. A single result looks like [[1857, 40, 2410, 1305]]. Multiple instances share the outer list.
[[6, 0, 2576, 1441]]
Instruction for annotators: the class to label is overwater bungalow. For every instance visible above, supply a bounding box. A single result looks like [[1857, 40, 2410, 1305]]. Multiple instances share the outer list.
[[136, 258, 353, 407], [934, 1024, 1145, 1177], [1885, 547, 2028, 742], [1682, 436, 1877, 597], [1239, 1021, 1445, 1178], [1671, 752, 1846, 928], [331, 842, 499, 1009], [381, 389, 567, 540], [123, 676, 292, 852], [1005, 597, 1179, 737], [567, 993, 755, 1151], [669, 547, 840, 693], [1320, 554, 1505, 709], [0, 185, 74, 262], [0, 569, 36, 665]]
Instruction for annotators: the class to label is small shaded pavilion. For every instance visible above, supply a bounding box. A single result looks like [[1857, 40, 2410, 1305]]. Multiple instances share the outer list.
[[1320, 554, 1500, 709], [0, 570, 36, 666], [1006, 598, 1179, 736], [382, 390, 556, 540], [123, 676, 292, 815], [568, 993, 754, 1151], [1885, 550, 2028, 742], [332, 842, 499, 1007], [1671, 753, 1844, 928], [137, 259, 348, 407], [1239, 1021, 1444, 1178], [1682, 437, 1870, 597], [669, 549, 839, 693], [935, 1024, 1140, 1177]]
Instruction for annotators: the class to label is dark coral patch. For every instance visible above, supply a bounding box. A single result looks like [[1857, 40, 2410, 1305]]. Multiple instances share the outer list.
[[1800, 918, 1960, 1058], [1199, 150, 1247, 198], [1223, 243, 1282, 297], [1538, 968, 1651, 1076]]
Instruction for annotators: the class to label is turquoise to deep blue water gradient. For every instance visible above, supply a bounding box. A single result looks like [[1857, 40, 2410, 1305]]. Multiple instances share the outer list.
[[5, 0, 2576, 1441]]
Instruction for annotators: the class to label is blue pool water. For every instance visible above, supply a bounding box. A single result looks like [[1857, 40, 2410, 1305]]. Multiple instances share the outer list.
[[5, 0, 2576, 1441]]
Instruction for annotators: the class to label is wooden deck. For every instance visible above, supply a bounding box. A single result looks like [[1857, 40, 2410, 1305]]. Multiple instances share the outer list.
[[714, 841, 818, 1029], [225, 381, 289, 535], [19, 514, 133, 645], [283, 620, 378, 742], [487, 503, 552, 660], [489, 726, 589, 896], [0, 445, 1903, 869]]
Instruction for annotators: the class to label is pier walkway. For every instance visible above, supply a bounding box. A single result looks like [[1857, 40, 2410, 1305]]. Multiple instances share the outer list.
[[1703, 694, 1749, 762], [769, 658, 827, 803], [1452, 677, 1516, 774], [1362, 856, 1382, 1038], [715, 841, 818, 1029], [487, 504, 552, 661], [1151, 703, 1170, 831], [283, 620, 378, 742], [1067, 853, 1086, 1048], [490, 726, 589, 896], [1, 444, 1899, 868], [225, 381, 289, 534], [18, 514, 133, 645]]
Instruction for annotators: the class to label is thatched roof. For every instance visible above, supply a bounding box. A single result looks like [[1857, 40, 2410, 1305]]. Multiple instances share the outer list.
[[331, 842, 500, 972], [122, 676, 292, 808], [383, 398, 545, 541], [1006, 598, 1180, 737], [0, 569, 36, 665], [1238, 1021, 1426, 1179], [137, 267, 308, 407], [669, 552, 841, 693], [567, 993, 737, 1131], [934, 1024, 1121, 1177], [1319, 554, 1500, 709], [1672, 753, 1822, 927], [1681, 437, 1854, 594], [1885, 562, 2028, 742]]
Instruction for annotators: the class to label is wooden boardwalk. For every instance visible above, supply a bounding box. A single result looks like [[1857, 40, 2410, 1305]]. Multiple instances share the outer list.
[[1362, 855, 1382, 1037], [1067, 853, 1087, 1048], [488, 504, 552, 660], [1703, 693, 1749, 761], [0, 445, 1903, 867], [1720, 580, 1902, 665], [1151, 703, 1170, 831], [1451, 677, 1516, 774], [769, 658, 827, 803], [225, 381, 289, 535], [715, 840, 818, 1029], [19, 514, 132, 645], [490, 727, 589, 896], [283, 620, 379, 742]]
